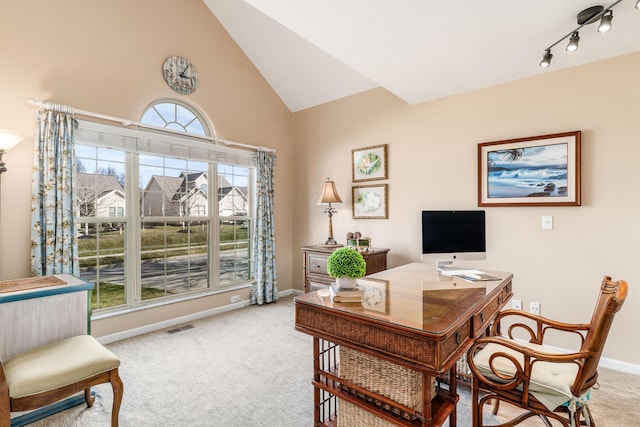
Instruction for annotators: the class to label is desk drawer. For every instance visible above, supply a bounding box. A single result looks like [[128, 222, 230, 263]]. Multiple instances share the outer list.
[[443, 320, 471, 361], [473, 281, 512, 336]]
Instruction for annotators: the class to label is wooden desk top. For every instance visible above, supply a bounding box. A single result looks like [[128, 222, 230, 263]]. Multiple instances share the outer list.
[[295, 262, 511, 334], [295, 262, 513, 372]]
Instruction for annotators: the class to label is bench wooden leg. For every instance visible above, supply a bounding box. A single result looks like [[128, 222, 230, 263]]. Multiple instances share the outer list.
[[110, 368, 124, 427], [84, 388, 95, 407]]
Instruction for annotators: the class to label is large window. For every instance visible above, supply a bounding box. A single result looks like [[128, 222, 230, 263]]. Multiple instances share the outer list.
[[76, 101, 254, 313]]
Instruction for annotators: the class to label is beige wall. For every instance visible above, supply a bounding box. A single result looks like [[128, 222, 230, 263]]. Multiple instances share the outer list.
[[0, 1, 294, 335], [292, 53, 640, 367], [1, 1, 638, 369]]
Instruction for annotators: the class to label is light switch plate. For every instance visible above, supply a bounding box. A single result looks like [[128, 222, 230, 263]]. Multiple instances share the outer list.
[[542, 215, 553, 229]]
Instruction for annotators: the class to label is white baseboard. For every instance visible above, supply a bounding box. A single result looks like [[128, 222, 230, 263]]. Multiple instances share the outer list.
[[97, 299, 251, 345], [97, 289, 300, 346], [599, 356, 640, 375]]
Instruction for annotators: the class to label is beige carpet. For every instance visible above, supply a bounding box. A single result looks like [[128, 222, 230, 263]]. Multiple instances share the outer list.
[[23, 295, 638, 426]]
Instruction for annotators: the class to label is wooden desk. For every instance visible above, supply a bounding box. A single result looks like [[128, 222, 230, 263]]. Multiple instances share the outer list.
[[295, 262, 512, 426]]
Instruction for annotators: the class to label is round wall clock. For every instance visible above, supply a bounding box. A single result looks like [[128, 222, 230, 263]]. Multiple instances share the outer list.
[[163, 55, 198, 95]]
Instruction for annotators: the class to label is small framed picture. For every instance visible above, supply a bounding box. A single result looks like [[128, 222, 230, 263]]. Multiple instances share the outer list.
[[352, 144, 388, 182], [478, 131, 581, 207], [356, 278, 389, 314], [353, 184, 388, 219]]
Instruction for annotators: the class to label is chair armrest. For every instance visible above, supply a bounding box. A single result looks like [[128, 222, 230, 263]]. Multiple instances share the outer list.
[[467, 336, 589, 397], [492, 309, 591, 346]]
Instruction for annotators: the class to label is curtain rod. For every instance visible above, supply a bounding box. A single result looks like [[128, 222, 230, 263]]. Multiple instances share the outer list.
[[26, 98, 275, 153]]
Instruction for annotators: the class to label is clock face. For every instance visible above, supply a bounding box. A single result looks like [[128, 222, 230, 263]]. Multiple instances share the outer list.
[[163, 56, 198, 95]]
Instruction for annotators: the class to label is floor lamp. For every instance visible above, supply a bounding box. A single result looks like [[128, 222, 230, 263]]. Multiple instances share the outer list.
[[317, 178, 343, 246]]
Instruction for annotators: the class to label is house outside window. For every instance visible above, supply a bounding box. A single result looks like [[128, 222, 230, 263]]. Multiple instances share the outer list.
[[76, 100, 254, 313]]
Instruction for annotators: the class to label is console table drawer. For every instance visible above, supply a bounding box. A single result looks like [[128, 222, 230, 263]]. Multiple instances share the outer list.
[[308, 254, 328, 275]]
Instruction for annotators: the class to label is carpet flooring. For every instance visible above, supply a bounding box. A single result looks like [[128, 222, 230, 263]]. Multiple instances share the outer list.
[[25, 295, 638, 426]]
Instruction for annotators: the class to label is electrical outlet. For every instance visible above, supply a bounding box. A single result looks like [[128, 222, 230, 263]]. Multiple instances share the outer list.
[[230, 295, 240, 303], [511, 299, 522, 310], [530, 301, 541, 315]]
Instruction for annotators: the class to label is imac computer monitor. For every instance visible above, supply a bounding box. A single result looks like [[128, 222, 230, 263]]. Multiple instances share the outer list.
[[421, 210, 486, 270]]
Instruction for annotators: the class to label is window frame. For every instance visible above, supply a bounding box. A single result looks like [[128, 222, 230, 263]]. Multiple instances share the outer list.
[[75, 117, 256, 317]]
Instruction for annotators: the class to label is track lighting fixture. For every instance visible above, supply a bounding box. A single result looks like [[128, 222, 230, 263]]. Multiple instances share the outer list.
[[566, 32, 580, 52], [538, 0, 637, 68], [540, 50, 553, 67], [597, 10, 614, 32]]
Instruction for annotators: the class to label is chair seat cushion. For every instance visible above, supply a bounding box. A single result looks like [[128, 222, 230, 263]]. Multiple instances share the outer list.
[[4, 335, 120, 399], [473, 339, 586, 411]]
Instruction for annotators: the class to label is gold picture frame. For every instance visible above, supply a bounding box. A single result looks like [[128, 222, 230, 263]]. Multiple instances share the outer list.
[[352, 144, 388, 182], [352, 184, 388, 219]]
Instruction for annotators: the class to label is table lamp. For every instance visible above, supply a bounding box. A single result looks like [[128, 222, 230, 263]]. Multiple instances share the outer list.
[[318, 178, 342, 245], [0, 129, 23, 175]]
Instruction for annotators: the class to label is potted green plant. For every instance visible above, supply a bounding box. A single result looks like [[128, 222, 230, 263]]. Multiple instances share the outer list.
[[327, 247, 366, 290]]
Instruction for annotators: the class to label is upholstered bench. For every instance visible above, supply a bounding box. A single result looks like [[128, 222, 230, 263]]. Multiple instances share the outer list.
[[0, 335, 123, 427]]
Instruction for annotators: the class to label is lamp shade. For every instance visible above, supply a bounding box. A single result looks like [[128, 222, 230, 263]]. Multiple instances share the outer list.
[[0, 129, 23, 151], [317, 179, 342, 204]]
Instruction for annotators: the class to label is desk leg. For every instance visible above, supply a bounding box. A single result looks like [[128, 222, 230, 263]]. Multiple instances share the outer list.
[[422, 372, 433, 426], [313, 337, 321, 425], [449, 365, 457, 427]]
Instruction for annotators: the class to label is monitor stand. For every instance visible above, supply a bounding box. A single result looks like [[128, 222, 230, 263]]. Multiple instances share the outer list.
[[436, 260, 456, 273]]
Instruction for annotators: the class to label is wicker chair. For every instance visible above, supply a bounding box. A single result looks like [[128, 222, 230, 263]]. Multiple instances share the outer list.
[[0, 335, 123, 427], [467, 275, 627, 427]]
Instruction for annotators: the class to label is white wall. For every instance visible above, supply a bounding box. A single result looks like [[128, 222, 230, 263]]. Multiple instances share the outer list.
[[292, 52, 640, 367]]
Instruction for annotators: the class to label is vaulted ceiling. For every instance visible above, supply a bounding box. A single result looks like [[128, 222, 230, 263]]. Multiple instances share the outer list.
[[204, 0, 640, 112]]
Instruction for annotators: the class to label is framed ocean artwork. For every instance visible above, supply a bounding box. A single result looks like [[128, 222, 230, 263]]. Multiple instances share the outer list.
[[478, 131, 581, 207]]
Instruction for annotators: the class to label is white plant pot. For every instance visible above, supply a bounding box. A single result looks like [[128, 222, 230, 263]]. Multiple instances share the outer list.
[[335, 276, 357, 290]]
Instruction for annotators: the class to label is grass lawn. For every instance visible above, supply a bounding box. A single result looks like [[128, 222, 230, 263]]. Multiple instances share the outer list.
[[92, 283, 166, 310], [84, 223, 249, 310], [79, 222, 248, 266]]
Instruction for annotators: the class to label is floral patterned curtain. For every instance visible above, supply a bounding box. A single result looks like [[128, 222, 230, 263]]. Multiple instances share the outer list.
[[251, 150, 277, 305], [30, 107, 79, 276]]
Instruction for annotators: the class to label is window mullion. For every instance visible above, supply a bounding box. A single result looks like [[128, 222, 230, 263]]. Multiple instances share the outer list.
[[209, 163, 220, 289], [125, 152, 141, 307]]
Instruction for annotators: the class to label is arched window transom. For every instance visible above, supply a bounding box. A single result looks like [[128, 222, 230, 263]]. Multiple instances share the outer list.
[[141, 100, 210, 137]]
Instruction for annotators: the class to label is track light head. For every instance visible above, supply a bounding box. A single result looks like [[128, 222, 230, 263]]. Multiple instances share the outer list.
[[566, 32, 580, 52], [636, 0, 640, 10], [598, 10, 613, 32], [540, 49, 553, 68]]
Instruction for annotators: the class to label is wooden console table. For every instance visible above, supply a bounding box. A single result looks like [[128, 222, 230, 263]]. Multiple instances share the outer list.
[[302, 244, 390, 292], [294, 262, 512, 426]]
